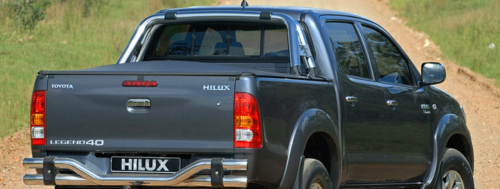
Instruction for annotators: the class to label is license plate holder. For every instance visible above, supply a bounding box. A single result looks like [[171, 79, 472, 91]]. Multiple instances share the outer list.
[[111, 157, 181, 173]]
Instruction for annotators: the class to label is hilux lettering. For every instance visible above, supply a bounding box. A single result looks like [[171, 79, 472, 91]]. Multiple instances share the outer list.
[[203, 85, 230, 91], [121, 159, 169, 171]]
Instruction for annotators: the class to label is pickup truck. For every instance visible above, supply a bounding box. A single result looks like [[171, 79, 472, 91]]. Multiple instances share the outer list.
[[23, 4, 474, 189]]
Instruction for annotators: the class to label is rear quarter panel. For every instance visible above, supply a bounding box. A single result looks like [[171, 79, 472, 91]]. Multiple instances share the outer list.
[[235, 76, 338, 187]]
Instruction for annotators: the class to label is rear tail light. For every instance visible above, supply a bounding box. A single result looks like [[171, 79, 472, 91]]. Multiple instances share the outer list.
[[234, 93, 262, 148], [30, 90, 46, 145]]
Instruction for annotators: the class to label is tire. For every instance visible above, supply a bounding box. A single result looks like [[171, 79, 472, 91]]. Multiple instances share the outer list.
[[301, 158, 333, 189], [441, 148, 474, 189]]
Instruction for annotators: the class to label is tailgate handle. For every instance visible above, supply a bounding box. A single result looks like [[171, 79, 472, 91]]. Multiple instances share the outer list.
[[127, 99, 150, 107]]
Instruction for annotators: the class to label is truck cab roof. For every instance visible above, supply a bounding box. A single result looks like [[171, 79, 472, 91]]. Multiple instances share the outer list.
[[155, 5, 374, 24]]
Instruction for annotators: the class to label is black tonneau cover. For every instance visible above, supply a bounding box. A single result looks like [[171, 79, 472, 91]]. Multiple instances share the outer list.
[[39, 61, 308, 79]]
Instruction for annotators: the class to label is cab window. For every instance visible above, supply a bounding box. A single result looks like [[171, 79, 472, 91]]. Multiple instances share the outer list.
[[144, 22, 289, 61], [362, 26, 413, 85], [326, 22, 371, 79]]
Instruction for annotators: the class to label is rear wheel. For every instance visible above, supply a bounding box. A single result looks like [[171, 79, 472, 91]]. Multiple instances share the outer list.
[[301, 158, 333, 189], [441, 148, 474, 189]]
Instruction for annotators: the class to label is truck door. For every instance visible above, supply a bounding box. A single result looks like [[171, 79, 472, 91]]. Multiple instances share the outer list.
[[325, 21, 388, 183], [360, 25, 433, 182]]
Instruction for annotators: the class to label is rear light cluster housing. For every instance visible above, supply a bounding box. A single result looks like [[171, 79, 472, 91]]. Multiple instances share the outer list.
[[31, 90, 46, 145], [234, 92, 262, 148]]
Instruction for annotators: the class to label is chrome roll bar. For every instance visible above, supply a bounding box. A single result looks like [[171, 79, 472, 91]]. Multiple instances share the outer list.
[[23, 157, 247, 187], [116, 11, 316, 76]]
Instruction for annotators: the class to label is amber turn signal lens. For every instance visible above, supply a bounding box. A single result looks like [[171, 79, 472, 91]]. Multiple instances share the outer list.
[[31, 114, 44, 126], [235, 115, 253, 128]]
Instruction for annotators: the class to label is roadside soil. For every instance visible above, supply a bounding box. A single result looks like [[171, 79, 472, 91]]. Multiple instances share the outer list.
[[2, 0, 499, 188]]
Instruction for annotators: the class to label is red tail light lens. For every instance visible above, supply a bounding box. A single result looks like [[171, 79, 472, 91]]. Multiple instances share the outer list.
[[234, 93, 262, 148], [30, 90, 46, 145], [122, 81, 158, 87]]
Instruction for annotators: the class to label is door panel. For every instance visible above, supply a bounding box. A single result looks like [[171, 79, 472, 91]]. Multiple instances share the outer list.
[[325, 21, 387, 182], [342, 77, 387, 182], [382, 85, 432, 182], [361, 24, 433, 182]]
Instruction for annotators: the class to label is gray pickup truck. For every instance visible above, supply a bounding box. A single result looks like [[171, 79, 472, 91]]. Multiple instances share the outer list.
[[23, 5, 474, 189]]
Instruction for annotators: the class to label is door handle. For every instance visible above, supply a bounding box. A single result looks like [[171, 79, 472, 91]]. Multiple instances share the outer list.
[[128, 99, 150, 107], [127, 99, 150, 113], [346, 96, 358, 103], [346, 96, 358, 106], [387, 99, 398, 110]]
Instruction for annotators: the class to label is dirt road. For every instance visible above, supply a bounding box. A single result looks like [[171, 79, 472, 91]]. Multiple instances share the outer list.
[[2, 0, 499, 188]]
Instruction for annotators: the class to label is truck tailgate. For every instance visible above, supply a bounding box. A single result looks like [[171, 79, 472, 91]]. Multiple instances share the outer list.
[[45, 75, 235, 153]]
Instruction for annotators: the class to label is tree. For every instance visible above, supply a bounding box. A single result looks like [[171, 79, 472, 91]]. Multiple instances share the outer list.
[[9, 0, 51, 30]]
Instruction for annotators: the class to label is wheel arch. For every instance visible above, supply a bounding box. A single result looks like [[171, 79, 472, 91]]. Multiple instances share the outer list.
[[278, 108, 340, 189], [445, 133, 474, 171], [435, 114, 473, 171], [303, 132, 340, 184], [424, 113, 474, 189]]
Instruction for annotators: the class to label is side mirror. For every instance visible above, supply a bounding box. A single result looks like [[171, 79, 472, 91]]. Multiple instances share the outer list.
[[421, 62, 446, 86]]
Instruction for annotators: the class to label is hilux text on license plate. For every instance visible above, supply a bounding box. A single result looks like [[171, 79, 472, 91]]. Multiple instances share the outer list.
[[111, 157, 180, 173]]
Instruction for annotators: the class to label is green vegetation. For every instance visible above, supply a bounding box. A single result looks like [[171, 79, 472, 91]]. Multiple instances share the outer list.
[[390, 0, 500, 85], [8, 0, 51, 30], [0, 0, 215, 138]]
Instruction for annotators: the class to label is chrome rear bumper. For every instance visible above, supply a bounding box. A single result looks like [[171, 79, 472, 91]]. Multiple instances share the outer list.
[[23, 157, 247, 187]]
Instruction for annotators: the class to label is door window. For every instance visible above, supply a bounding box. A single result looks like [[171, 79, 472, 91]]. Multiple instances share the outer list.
[[362, 26, 413, 85], [326, 23, 371, 79]]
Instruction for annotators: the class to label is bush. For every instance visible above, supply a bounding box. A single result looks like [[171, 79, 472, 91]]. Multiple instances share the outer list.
[[9, 0, 51, 30]]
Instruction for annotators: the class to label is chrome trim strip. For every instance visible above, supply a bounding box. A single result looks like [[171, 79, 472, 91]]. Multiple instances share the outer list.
[[23, 158, 247, 187], [116, 11, 316, 73]]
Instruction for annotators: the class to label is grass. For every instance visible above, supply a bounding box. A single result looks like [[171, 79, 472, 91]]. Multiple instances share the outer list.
[[390, 0, 500, 86], [0, 0, 216, 139]]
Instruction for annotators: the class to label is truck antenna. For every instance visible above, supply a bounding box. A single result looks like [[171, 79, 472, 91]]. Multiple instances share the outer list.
[[241, 0, 249, 9]]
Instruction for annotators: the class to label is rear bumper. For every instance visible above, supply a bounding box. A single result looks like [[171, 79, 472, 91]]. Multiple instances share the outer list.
[[23, 157, 247, 187]]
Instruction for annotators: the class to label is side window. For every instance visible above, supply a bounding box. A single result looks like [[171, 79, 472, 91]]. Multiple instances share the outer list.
[[362, 26, 413, 85], [326, 22, 371, 79]]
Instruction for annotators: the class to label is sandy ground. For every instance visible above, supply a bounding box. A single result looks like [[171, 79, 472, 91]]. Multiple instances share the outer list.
[[2, 0, 499, 188]]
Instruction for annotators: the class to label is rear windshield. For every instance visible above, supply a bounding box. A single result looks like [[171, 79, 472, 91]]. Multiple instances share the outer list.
[[143, 22, 289, 62]]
